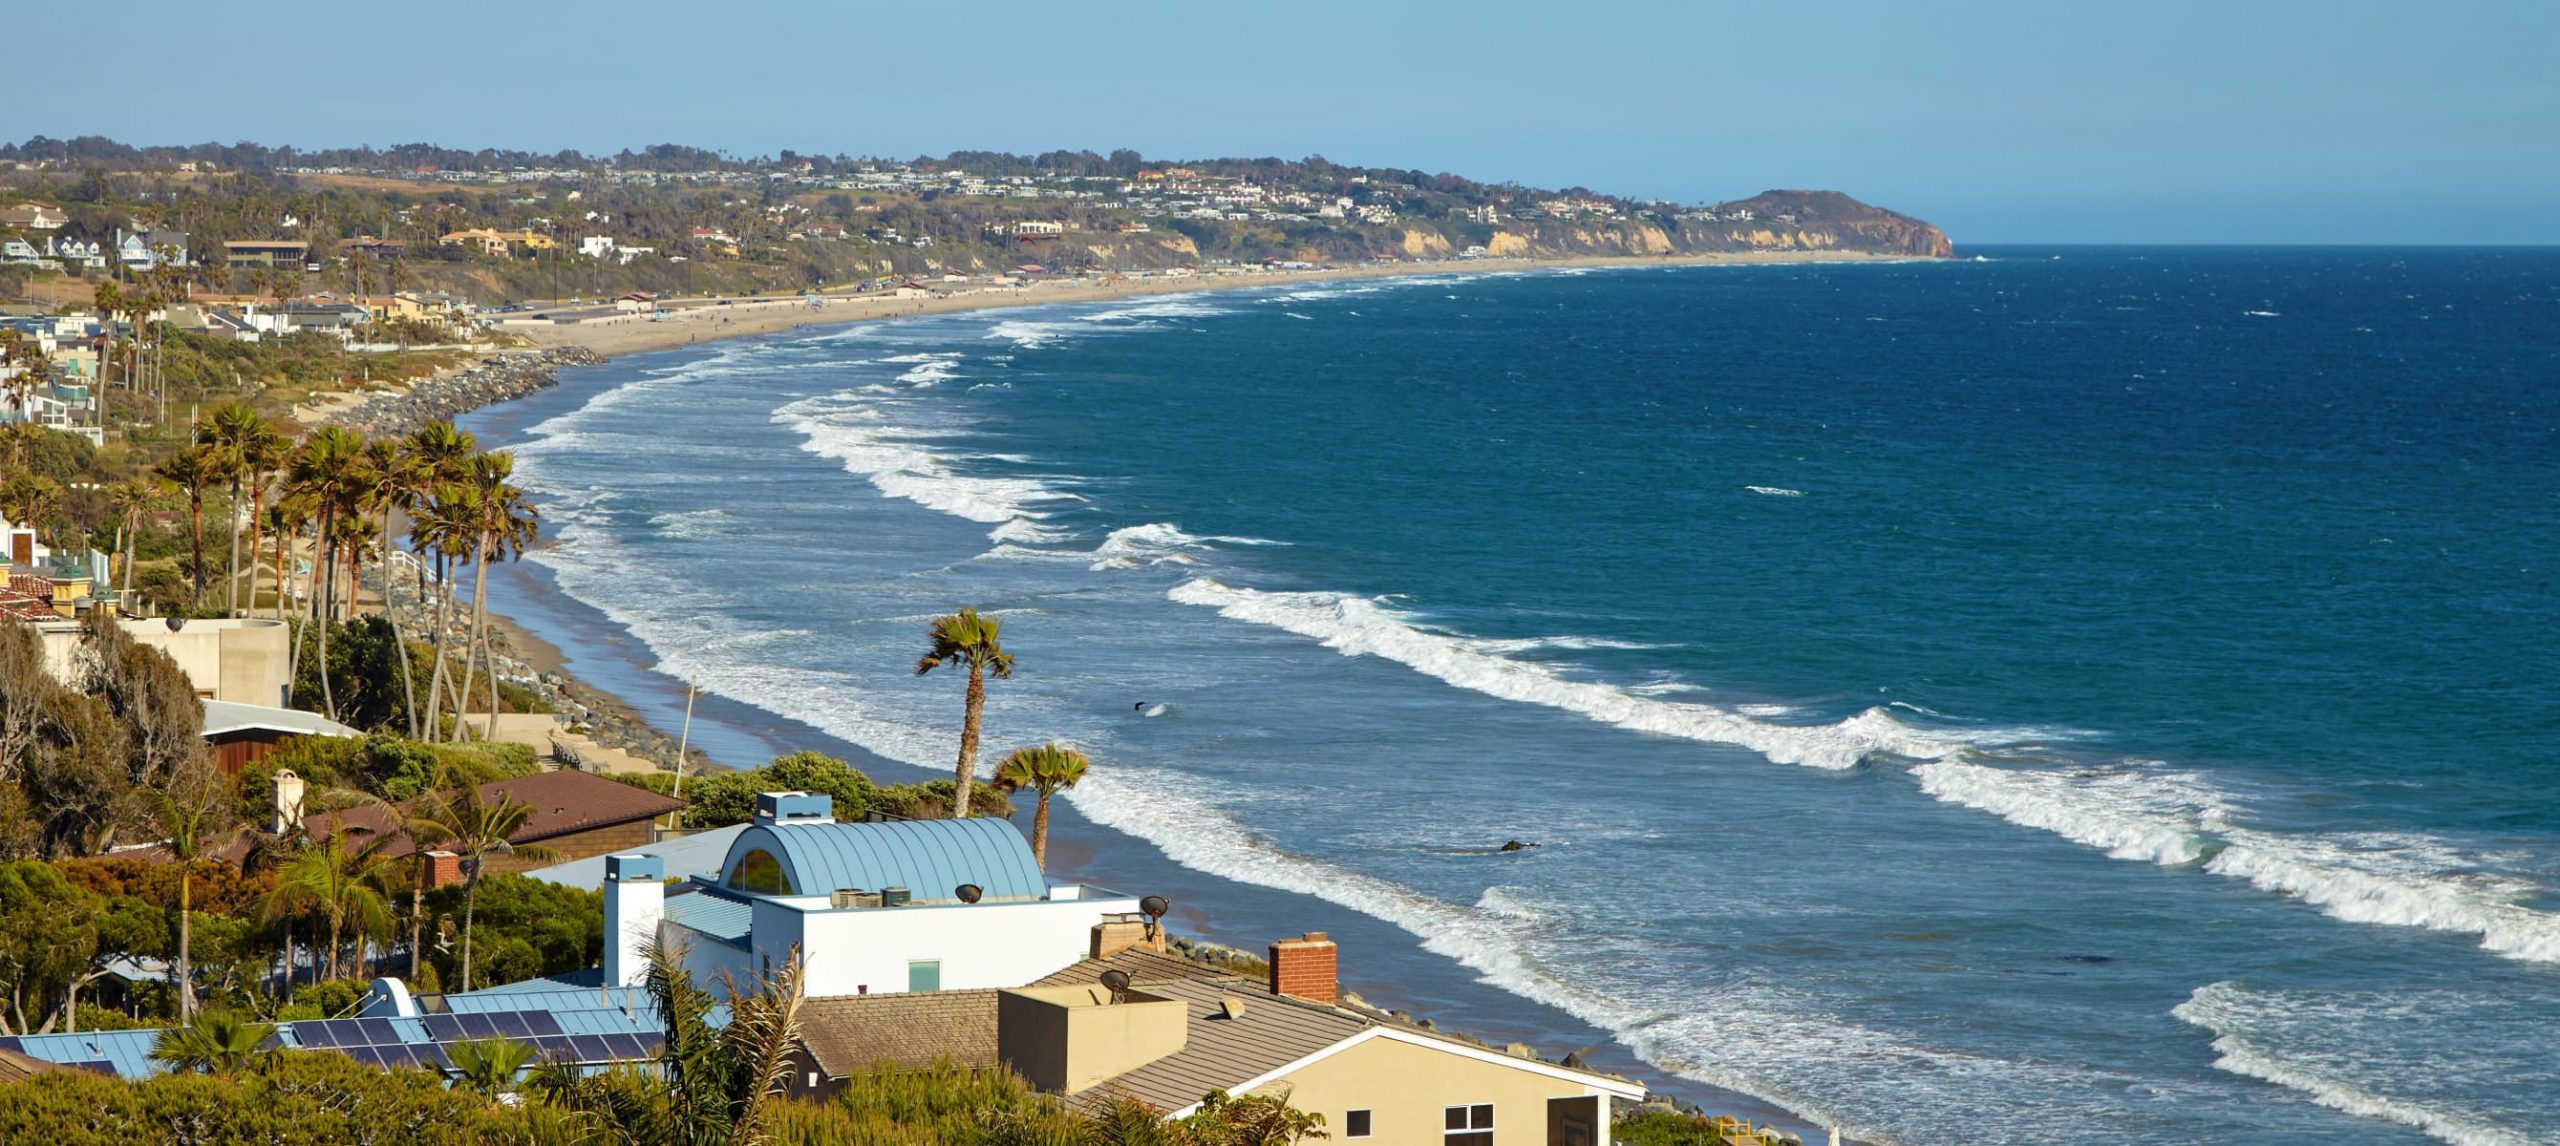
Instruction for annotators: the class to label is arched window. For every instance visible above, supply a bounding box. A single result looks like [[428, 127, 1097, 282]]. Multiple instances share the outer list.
[[728, 848, 793, 895]]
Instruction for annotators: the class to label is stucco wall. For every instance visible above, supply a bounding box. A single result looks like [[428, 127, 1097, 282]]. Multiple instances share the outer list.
[[1258, 1032, 1625, 1146], [756, 895, 1141, 998], [37, 618, 289, 705]]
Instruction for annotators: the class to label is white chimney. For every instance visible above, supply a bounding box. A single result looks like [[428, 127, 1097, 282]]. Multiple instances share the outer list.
[[271, 770, 305, 835], [602, 854, 665, 987]]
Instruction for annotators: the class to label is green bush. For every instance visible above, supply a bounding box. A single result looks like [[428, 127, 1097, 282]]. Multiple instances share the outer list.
[[422, 874, 600, 989]]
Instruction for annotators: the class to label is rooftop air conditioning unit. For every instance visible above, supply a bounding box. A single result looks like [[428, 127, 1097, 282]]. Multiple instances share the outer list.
[[879, 886, 911, 907], [830, 889, 881, 910]]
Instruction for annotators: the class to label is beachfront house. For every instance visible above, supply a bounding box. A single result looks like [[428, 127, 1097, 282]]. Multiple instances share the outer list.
[[787, 936, 1646, 1144], [224, 239, 311, 269], [616, 793, 1144, 997]]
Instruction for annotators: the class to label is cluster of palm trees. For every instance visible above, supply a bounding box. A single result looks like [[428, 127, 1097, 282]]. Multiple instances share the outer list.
[[916, 606, 1092, 867], [151, 762, 554, 1025], [90, 260, 199, 428], [145, 402, 537, 736]]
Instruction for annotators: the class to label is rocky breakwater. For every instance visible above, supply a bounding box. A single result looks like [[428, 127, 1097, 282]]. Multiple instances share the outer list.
[[329, 347, 602, 436]]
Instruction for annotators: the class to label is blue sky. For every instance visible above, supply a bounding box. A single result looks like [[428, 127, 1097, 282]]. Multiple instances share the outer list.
[[14, 0, 2556, 243]]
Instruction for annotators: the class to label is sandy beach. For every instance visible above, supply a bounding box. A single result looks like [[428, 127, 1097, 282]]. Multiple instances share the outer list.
[[512, 250, 1908, 362]]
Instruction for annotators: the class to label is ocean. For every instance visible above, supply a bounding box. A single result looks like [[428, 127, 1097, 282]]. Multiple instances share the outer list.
[[462, 248, 2560, 1146]]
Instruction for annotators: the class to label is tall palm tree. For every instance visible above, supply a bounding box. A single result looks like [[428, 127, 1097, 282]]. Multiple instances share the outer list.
[[198, 402, 279, 617], [403, 422, 476, 735], [149, 1010, 275, 1076], [152, 444, 221, 606], [145, 777, 240, 1022], [90, 281, 123, 426], [411, 779, 555, 991], [990, 743, 1088, 868], [360, 437, 426, 736], [448, 452, 537, 744], [285, 427, 368, 718], [106, 477, 154, 607], [916, 607, 1015, 818]]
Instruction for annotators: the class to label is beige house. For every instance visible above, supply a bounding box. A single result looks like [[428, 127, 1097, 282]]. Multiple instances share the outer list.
[[790, 934, 1643, 1145], [34, 617, 291, 705]]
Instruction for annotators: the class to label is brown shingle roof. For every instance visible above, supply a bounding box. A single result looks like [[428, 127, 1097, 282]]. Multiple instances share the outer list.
[[1028, 947, 1240, 990], [479, 770, 684, 844], [796, 989, 1002, 1077], [0, 1048, 68, 1082], [196, 768, 682, 866], [1064, 977, 1372, 1114]]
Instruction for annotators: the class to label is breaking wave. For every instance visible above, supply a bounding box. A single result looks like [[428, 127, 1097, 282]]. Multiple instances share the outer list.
[[774, 393, 1078, 537]]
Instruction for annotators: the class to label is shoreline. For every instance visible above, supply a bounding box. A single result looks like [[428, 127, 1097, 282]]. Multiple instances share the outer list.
[[515, 249, 1920, 363], [341, 255, 1883, 1141]]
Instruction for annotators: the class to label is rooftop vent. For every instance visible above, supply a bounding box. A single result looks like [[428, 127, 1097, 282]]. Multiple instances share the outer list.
[[755, 791, 835, 826]]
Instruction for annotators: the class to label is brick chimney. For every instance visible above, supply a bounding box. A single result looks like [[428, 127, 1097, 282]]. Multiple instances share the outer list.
[[421, 851, 464, 890], [1268, 932, 1337, 1006], [1091, 914, 1166, 960]]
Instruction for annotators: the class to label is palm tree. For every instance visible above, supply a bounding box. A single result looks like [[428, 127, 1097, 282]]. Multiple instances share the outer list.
[[106, 477, 154, 607], [527, 938, 806, 1146], [153, 444, 221, 606], [361, 437, 426, 735], [145, 777, 240, 1022], [990, 743, 1088, 868], [411, 779, 555, 991], [916, 607, 1015, 818], [448, 1036, 536, 1098], [267, 825, 397, 982], [285, 427, 368, 718], [448, 452, 537, 743], [90, 281, 123, 425], [198, 402, 279, 616], [403, 422, 475, 735], [149, 1010, 275, 1076]]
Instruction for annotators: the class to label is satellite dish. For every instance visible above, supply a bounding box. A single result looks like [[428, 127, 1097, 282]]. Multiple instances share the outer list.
[[1099, 969, 1131, 1002], [1139, 895, 1170, 940], [164, 617, 186, 631], [954, 883, 983, 904]]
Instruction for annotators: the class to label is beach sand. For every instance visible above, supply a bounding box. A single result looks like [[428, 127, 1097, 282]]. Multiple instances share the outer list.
[[514, 250, 1903, 362]]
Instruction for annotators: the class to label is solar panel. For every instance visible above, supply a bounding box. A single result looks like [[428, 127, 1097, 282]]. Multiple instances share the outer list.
[[573, 1035, 616, 1063], [519, 1011, 564, 1038], [415, 1044, 453, 1072], [292, 1022, 336, 1048], [458, 1013, 500, 1040], [339, 1046, 387, 1067], [356, 1018, 398, 1046], [421, 1015, 463, 1041], [530, 1036, 577, 1062], [485, 1012, 535, 1039]]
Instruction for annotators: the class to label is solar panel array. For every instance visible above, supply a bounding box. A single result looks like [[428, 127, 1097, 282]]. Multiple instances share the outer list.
[[282, 1009, 661, 1072]]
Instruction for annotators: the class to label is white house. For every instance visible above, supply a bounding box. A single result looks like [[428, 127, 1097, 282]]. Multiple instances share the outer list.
[[607, 793, 1144, 999]]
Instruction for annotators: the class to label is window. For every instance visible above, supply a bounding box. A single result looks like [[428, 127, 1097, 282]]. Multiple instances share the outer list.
[[907, 960, 941, 993], [1344, 1110, 1371, 1138], [727, 849, 794, 895], [1444, 1103, 1493, 1146]]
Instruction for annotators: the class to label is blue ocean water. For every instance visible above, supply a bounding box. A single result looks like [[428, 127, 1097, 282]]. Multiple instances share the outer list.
[[469, 249, 2560, 1145]]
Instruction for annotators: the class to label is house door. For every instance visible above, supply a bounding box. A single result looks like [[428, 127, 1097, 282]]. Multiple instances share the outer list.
[[1547, 1096, 1598, 1146]]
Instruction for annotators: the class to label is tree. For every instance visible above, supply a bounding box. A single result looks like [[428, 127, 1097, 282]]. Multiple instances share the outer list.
[[78, 609, 204, 787], [401, 422, 475, 737], [265, 820, 397, 982], [0, 861, 101, 1033], [991, 742, 1087, 868], [410, 779, 554, 991], [198, 402, 280, 617], [446, 1036, 535, 1098], [145, 769, 241, 1023], [0, 622, 54, 784], [105, 477, 155, 607], [151, 444, 221, 604], [915, 608, 1015, 818], [528, 938, 807, 1146], [285, 426, 369, 719], [360, 437, 422, 735], [148, 1009, 275, 1076], [447, 451, 536, 743]]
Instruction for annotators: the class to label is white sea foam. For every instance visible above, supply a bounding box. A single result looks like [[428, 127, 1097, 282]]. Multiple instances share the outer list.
[[1088, 524, 1284, 572], [1167, 578, 2015, 771], [774, 393, 1078, 536], [1918, 759, 2560, 961], [1747, 485, 1807, 497], [986, 320, 1072, 349], [2174, 982, 2538, 1146], [648, 508, 734, 541]]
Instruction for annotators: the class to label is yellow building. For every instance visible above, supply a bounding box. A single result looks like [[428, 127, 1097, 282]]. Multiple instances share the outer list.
[[437, 229, 558, 257], [790, 935, 1646, 1145]]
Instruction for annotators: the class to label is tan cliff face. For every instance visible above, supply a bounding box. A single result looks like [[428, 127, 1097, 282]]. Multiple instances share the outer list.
[[1399, 229, 1454, 257], [1485, 231, 1533, 257]]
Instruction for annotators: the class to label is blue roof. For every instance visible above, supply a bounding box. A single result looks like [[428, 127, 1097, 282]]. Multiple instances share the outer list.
[[721, 816, 1047, 903], [0, 1029, 161, 1079], [663, 888, 753, 943], [528, 823, 750, 890]]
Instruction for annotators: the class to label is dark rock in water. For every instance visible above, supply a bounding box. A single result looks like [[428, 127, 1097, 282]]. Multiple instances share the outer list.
[[1497, 840, 1538, 852]]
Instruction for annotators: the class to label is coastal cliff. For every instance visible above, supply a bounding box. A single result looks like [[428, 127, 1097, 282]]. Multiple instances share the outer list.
[[1431, 190, 1951, 264]]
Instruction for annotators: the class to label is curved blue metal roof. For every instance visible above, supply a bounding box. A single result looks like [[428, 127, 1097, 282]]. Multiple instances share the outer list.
[[721, 816, 1047, 903]]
